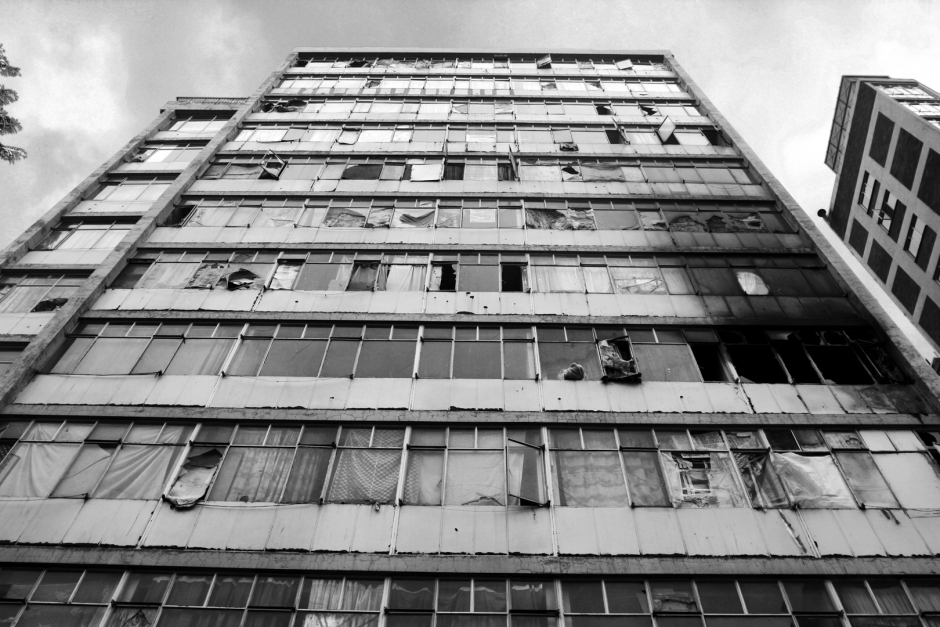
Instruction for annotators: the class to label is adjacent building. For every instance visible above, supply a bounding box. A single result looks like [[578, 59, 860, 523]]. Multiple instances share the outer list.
[[1, 49, 940, 627], [824, 75, 940, 356]]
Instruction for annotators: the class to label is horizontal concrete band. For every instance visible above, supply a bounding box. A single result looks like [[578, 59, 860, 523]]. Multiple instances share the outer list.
[[77, 309, 861, 327], [2, 546, 939, 576], [5, 404, 937, 425]]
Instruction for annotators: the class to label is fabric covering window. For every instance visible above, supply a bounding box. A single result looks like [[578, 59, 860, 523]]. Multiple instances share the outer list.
[[661, 452, 746, 508], [327, 449, 402, 503], [552, 451, 628, 507], [771, 452, 856, 508]]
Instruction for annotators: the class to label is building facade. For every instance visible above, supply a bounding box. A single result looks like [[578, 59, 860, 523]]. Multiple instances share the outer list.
[[1, 49, 940, 626], [824, 75, 940, 356]]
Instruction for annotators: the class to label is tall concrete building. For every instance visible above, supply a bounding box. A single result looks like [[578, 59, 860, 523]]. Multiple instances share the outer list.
[[823, 75, 940, 356], [1, 49, 940, 627]]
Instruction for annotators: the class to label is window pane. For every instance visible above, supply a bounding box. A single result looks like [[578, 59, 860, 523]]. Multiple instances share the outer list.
[[458, 265, 499, 291], [251, 576, 301, 608], [327, 449, 402, 503], [355, 341, 415, 377], [453, 341, 501, 378], [319, 340, 359, 377], [445, 451, 505, 506], [31, 571, 82, 602], [16, 606, 106, 627], [227, 338, 271, 376], [783, 580, 836, 612], [73, 338, 149, 374], [165, 339, 235, 375], [403, 450, 444, 505], [532, 266, 584, 293], [51, 443, 116, 497], [551, 451, 628, 506], [281, 447, 332, 503], [622, 450, 670, 506], [538, 342, 601, 380], [94, 444, 183, 499], [208, 447, 293, 502], [835, 451, 898, 507], [632, 344, 702, 382], [504, 342, 536, 379], [259, 340, 327, 377]]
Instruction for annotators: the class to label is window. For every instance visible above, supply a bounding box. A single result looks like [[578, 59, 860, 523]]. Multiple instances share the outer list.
[[0, 420, 190, 499], [167, 115, 229, 134], [889, 128, 923, 190], [0, 275, 84, 313], [905, 215, 925, 259], [877, 190, 905, 236], [0, 344, 22, 376], [418, 326, 535, 380], [403, 427, 545, 507], [133, 143, 203, 164], [35, 221, 133, 252]]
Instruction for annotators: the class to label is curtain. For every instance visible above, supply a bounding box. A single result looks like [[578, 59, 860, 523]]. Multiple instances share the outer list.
[[106, 608, 158, 627], [72, 338, 149, 375], [208, 447, 293, 502], [582, 268, 612, 293], [0, 442, 80, 497], [525, 209, 567, 230], [445, 451, 504, 506], [94, 445, 184, 499], [281, 447, 332, 503], [622, 451, 670, 506], [365, 207, 393, 228], [342, 580, 384, 611], [323, 208, 367, 228], [299, 579, 344, 610], [347, 264, 378, 291], [410, 163, 443, 181], [551, 451, 627, 507], [51, 444, 116, 497], [251, 577, 300, 608], [402, 450, 444, 505], [507, 447, 543, 504], [327, 449, 402, 503], [298, 613, 378, 627], [254, 207, 301, 228], [269, 264, 300, 290], [581, 163, 626, 181], [531, 266, 583, 293]]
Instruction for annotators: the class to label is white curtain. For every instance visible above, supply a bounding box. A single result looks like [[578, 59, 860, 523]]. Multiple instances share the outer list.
[[444, 451, 504, 506], [52, 444, 116, 497], [95, 445, 184, 499], [531, 266, 583, 293], [380, 265, 426, 292], [402, 450, 444, 505], [582, 267, 612, 293], [0, 442, 80, 497], [299, 579, 344, 610]]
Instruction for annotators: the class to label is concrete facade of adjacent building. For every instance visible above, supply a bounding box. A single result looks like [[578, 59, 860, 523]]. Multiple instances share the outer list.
[[824, 75, 940, 358], [1, 49, 940, 626]]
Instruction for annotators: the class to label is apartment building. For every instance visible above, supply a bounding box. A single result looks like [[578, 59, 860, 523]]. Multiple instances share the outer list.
[[824, 75, 940, 357], [1, 49, 940, 627]]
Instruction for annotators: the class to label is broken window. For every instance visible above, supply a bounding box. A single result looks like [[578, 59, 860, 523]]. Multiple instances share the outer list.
[[661, 452, 746, 508], [537, 326, 603, 381], [771, 452, 856, 508], [0, 275, 81, 313]]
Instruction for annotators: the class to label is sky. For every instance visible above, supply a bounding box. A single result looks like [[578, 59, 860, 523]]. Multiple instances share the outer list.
[[1, 0, 939, 357]]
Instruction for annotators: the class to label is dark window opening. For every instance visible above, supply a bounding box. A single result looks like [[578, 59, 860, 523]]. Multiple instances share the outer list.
[[444, 163, 465, 180], [165, 206, 194, 227], [690, 344, 731, 382], [804, 346, 874, 384], [605, 129, 624, 144], [497, 163, 515, 181], [596, 104, 613, 115], [726, 345, 788, 383], [112, 264, 149, 289], [889, 128, 923, 190], [432, 264, 456, 291], [771, 340, 820, 384], [501, 265, 526, 292]]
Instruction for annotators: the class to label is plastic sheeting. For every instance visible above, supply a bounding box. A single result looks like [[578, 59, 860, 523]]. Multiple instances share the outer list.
[[580, 163, 626, 182], [661, 452, 746, 508], [187, 263, 226, 289], [269, 264, 301, 290], [598, 340, 641, 382], [167, 448, 223, 508], [771, 452, 856, 508], [734, 452, 789, 508], [95, 445, 184, 500]]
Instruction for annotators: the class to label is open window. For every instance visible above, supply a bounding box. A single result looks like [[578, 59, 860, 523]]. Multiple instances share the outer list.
[[536, 54, 552, 69], [260, 152, 286, 180], [598, 336, 641, 382], [656, 117, 677, 144]]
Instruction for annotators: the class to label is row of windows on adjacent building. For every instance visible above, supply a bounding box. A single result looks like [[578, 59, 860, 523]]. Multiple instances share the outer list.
[[7, 568, 938, 627], [202, 158, 762, 192], [277, 76, 689, 96], [296, 55, 667, 72], [113, 250, 839, 299], [865, 115, 940, 214], [170, 197, 790, 233], [0, 421, 936, 511], [258, 98, 704, 120], [47, 322, 900, 386], [233, 123, 716, 148]]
